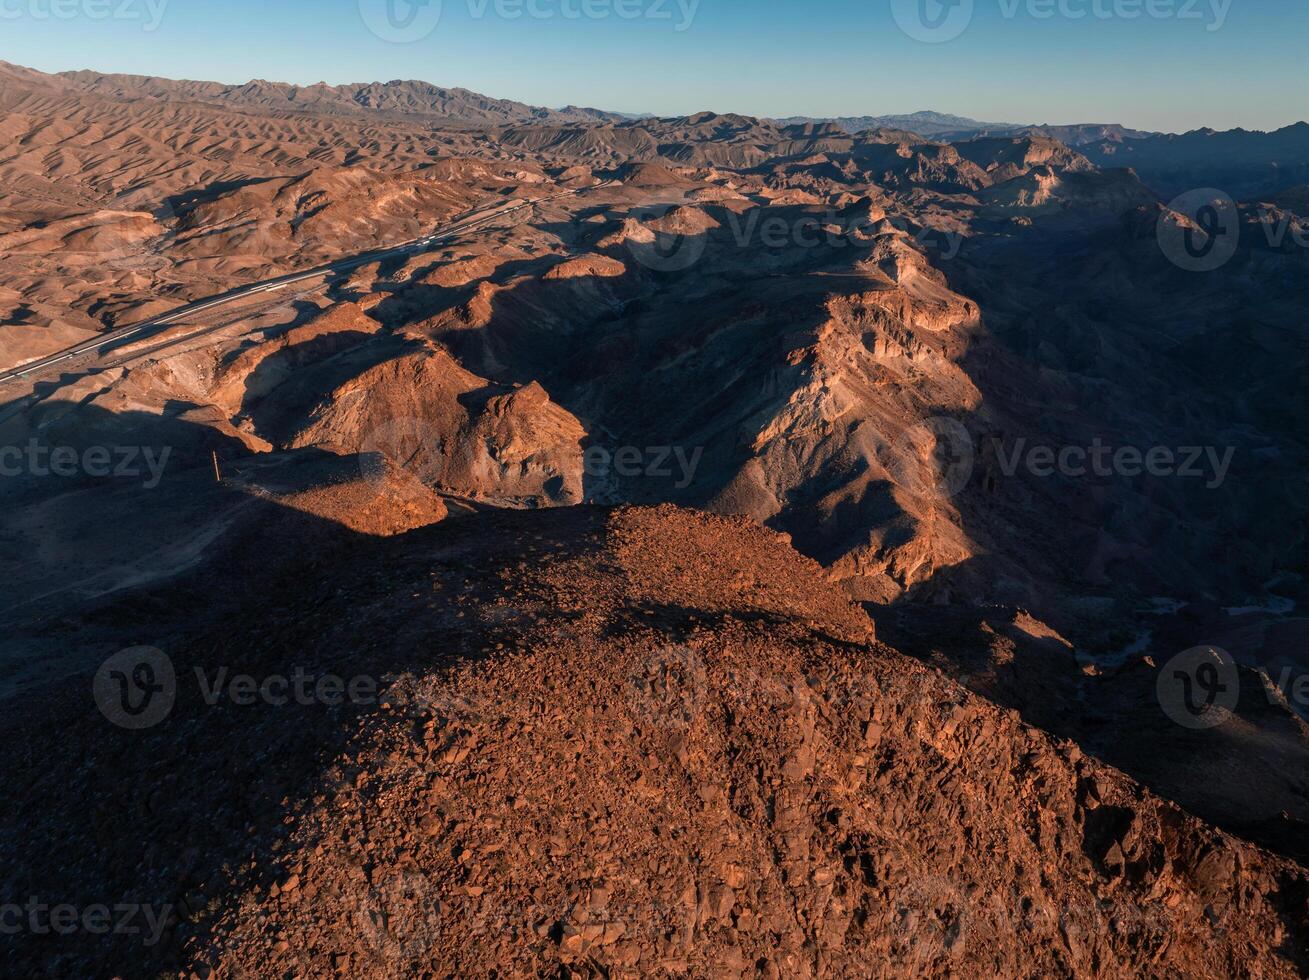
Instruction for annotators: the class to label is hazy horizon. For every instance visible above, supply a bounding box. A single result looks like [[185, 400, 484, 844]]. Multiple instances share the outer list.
[[5, 3, 1309, 976], [3, 0, 1305, 132], [9, 54, 1309, 137]]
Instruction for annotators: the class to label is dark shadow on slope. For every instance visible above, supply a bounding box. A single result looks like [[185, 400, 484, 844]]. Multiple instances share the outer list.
[[869, 205, 1309, 867], [0, 404, 624, 977], [165, 177, 285, 216], [238, 333, 425, 447], [235, 328, 384, 419]]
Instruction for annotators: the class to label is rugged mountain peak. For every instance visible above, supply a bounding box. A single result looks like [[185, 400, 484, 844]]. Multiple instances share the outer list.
[[11, 506, 1303, 975]]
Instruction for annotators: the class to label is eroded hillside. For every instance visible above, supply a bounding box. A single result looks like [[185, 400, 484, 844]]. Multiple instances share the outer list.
[[2, 61, 1308, 977]]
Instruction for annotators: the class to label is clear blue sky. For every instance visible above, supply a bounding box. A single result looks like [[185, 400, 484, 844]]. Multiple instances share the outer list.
[[2, 0, 1303, 132]]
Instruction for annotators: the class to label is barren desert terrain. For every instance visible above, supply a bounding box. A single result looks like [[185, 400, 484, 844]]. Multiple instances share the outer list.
[[1, 57, 1307, 977]]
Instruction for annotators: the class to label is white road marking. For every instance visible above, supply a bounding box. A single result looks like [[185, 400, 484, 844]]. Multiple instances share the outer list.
[[0, 182, 617, 385]]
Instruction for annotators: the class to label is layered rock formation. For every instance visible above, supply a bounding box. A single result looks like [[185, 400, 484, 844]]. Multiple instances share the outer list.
[[2, 61, 1308, 977]]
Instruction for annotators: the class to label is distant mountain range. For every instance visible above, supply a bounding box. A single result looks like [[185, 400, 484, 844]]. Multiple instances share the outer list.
[[7, 61, 1308, 199], [0, 66, 1135, 142], [0, 61, 627, 127], [1079, 122, 1309, 198], [772, 109, 1021, 138], [772, 110, 1156, 146], [761, 110, 1309, 196]]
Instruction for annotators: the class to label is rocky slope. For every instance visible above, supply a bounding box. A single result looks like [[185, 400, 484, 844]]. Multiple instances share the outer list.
[[4, 61, 621, 126], [774, 115, 1155, 146], [3, 62, 1309, 976], [4, 64, 1305, 664], [1082, 122, 1309, 198], [3, 506, 1305, 977], [773, 111, 1022, 139]]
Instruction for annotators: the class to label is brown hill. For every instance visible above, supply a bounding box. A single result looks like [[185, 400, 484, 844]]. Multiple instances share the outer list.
[[3, 60, 1309, 978], [26, 62, 623, 126], [3, 505, 1305, 977]]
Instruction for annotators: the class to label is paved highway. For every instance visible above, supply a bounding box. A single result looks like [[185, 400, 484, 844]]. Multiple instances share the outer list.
[[0, 182, 610, 386]]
